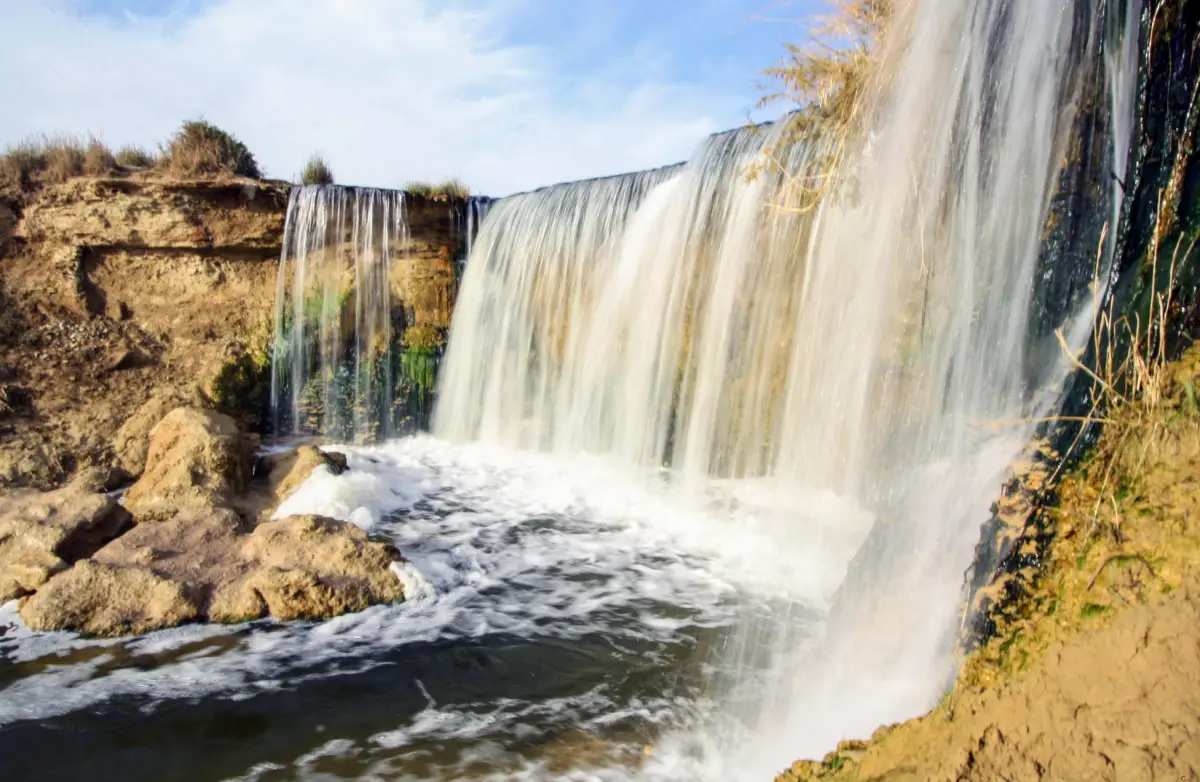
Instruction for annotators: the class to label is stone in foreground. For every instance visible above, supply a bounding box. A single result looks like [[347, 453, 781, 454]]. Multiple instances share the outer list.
[[0, 470, 133, 601], [123, 407, 251, 520], [19, 511, 405, 637]]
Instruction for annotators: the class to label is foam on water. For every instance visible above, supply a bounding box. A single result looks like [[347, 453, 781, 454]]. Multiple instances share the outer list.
[[0, 436, 872, 780]]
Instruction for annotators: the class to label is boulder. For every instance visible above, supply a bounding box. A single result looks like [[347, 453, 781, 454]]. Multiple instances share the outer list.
[[19, 559, 199, 636], [110, 391, 187, 478], [234, 515, 404, 620], [93, 507, 248, 582], [0, 470, 133, 601], [19, 510, 405, 636], [124, 407, 250, 519]]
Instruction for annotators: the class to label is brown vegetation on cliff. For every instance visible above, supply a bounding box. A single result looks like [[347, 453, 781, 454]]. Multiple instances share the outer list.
[[0, 135, 118, 195], [300, 153, 335, 186], [157, 119, 262, 179], [405, 178, 470, 199]]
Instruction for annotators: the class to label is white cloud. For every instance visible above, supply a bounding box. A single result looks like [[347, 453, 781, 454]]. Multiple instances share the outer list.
[[0, 0, 744, 195]]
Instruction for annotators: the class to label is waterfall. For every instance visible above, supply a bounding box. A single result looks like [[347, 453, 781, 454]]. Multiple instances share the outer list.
[[436, 0, 1142, 774], [270, 185, 409, 441]]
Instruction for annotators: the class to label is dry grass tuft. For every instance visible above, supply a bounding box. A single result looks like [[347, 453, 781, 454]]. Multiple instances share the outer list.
[[1058, 204, 1198, 473], [157, 119, 261, 179], [115, 145, 155, 168], [0, 134, 116, 190], [404, 179, 470, 199], [753, 0, 895, 211], [83, 138, 116, 176], [300, 153, 334, 186], [761, 0, 893, 135]]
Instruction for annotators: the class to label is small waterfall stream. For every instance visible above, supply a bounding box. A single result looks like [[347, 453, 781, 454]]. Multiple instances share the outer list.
[[270, 185, 411, 441], [270, 186, 488, 441]]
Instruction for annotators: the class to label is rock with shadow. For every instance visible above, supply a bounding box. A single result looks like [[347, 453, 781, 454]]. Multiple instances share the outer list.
[[13, 406, 406, 637]]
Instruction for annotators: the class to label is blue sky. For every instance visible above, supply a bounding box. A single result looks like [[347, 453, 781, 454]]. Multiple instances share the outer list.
[[1, 0, 824, 195]]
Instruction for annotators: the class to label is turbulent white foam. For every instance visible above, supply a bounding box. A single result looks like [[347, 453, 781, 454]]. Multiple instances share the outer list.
[[0, 436, 870, 744], [391, 560, 436, 603]]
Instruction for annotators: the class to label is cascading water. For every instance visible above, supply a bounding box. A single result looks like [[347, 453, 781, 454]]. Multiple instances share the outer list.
[[437, 0, 1142, 776], [269, 186, 494, 441], [0, 2, 1155, 781], [271, 185, 410, 441]]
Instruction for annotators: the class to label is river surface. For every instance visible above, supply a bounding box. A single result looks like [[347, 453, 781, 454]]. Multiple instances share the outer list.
[[0, 436, 872, 781]]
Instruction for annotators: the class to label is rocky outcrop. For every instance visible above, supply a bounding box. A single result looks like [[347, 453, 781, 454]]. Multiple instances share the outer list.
[[20, 509, 405, 636], [0, 469, 133, 601], [215, 514, 405, 622], [124, 407, 251, 519], [0, 174, 285, 491], [18, 178, 286, 251], [9, 401, 405, 636], [110, 389, 188, 478], [0, 170, 459, 637], [0, 172, 472, 491]]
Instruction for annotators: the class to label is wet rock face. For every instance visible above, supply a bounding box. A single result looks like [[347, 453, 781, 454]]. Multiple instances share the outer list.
[[0, 470, 133, 602], [124, 407, 252, 520]]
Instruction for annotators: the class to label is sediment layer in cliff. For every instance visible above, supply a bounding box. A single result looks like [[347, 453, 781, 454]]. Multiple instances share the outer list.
[[0, 171, 468, 491]]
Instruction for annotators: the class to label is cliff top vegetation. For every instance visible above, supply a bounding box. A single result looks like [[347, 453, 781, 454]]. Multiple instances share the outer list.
[[405, 179, 470, 199]]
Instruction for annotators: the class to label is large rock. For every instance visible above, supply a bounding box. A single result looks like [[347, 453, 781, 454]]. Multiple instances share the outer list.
[[18, 510, 405, 636], [0, 470, 133, 601], [231, 515, 404, 621], [110, 390, 187, 478], [124, 407, 251, 519], [19, 559, 199, 636]]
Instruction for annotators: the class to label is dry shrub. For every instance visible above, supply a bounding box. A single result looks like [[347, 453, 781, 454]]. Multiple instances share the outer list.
[[115, 145, 155, 168], [300, 153, 334, 186], [754, 0, 895, 210], [404, 179, 469, 199], [435, 178, 470, 198], [1, 139, 48, 189], [83, 138, 116, 176], [761, 0, 892, 134], [42, 140, 86, 183], [0, 134, 115, 190], [158, 120, 261, 179]]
